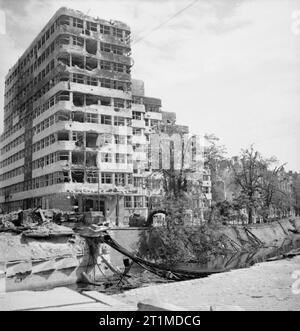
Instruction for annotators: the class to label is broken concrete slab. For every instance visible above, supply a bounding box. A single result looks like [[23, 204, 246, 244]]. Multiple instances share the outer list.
[[137, 299, 188, 311]]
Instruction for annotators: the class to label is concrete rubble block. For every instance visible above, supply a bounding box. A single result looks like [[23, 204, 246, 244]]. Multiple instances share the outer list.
[[137, 299, 188, 311], [31, 259, 56, 274], [54, 256, 79, 270], [0, 287, 95, 311], [6, 261, 32, 278]]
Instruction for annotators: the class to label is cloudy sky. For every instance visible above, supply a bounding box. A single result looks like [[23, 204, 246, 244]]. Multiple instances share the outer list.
[[0, 0, 299, 171]]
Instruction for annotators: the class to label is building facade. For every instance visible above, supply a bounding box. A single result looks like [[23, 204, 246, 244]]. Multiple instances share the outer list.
[[0, 7, 210, 224]]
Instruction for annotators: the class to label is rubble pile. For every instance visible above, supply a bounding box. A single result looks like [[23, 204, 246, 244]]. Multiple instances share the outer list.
[[0, 208, 84, 237]]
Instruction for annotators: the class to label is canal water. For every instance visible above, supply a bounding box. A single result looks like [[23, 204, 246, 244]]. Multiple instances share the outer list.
[[71, 237, 300, 295]]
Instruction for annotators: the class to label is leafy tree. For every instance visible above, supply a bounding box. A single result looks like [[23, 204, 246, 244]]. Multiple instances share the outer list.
[[204, 134, 227, 202], [231, 146, 271, 223]]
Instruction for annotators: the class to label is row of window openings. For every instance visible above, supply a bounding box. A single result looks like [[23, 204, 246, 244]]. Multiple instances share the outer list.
[[4, 66, 132, 116], [32, 151, 133, 170], [32, 132, 133, 152], [5, 68, 131, 114], [5, 15, 130, 85], [58, 54, 130, 73], [32, 113, 133, 136], [1, 108, 139, 155], [3, 91, 149, 143], [0, 149, 25, 168], [0, 172, 146, 197], [5, 36, 131, 101]]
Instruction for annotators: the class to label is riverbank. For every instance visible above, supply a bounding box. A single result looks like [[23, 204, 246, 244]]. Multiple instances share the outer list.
[[112, 255, 300, 311], [1, 255, 299, 310], [1, 217, 300, 292]]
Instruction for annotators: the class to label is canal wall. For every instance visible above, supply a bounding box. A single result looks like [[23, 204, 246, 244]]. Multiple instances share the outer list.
[[1, 218, 299, 292]]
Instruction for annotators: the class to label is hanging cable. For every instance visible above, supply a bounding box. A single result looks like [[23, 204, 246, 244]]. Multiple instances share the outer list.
[[132, 0, 200, 45]]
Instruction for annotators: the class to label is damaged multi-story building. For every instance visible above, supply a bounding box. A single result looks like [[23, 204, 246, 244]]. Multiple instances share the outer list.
[[0, 7, 211, 224]]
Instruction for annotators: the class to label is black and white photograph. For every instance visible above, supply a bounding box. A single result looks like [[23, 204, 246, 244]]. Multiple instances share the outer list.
[[0, 0, 299, 315]]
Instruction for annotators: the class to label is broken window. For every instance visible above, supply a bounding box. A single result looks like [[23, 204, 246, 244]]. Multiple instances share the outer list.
[[57, 53, 70, 66], [58, 35, 70, 46], [86, 94, 99, 106], [101, 173, 113, 184], [73, 18, 83, 29], [134, 177, 143, 188], [114, 116, 125, 126], [101, 153, 112, 163], [73, 73, 85, 84], [111, 45, 123, 55], [115, 153, 126, 164], [113, 81, 125, 91], [100, 78, 111, 89], [58, 15, 70, 26], [133, 128, 142, 136], [114, 135, 125, 144], [101, 115, 112, 125], [114, 98, 125, 108], [71, 54, 85, 69], [86, 57, 98, 71], [57, 131, 69, 141], [58, 151, 69, 161], [113, 63, 124, 72], [71, 170, 84, 183], [98, 133, 112, 146], [86, 21, 97, 32], [86, 170, 98, 183], [132, 111, 142, 120], [100, 42, 111, 53], [124, 196, 132, 208], [86, 76, 97, 86], [86, 132, 98, 148], [72, 131, 84, 147], [100, 24, 110, 35], [85, 113, 98, 124], [86, 152, 97, 167], [134, 196, 143, 208], [59, 72, 70, 82], [56, 113, 69, 121], [100, 96, 111, 106], [115, 173, 125, 186], [112, 27, 123, 39], [86, 39, 97, 55], [56, 91, 70, 101], [73, 93, 84, 107], [72, 112, 84, 122], [100, 60, 111, 71], [72, 151, 84, 165]]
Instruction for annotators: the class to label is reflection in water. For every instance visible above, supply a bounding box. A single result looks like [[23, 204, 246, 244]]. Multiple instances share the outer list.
[[72, 238, 300, 295], [175, 238, 300, 274]]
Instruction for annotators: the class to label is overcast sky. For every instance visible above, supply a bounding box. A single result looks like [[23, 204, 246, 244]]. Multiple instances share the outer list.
[[0, 0, 299, 171]]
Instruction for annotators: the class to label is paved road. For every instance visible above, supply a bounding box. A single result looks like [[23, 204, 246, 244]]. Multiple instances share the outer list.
[[113, 256, 300, 311]]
